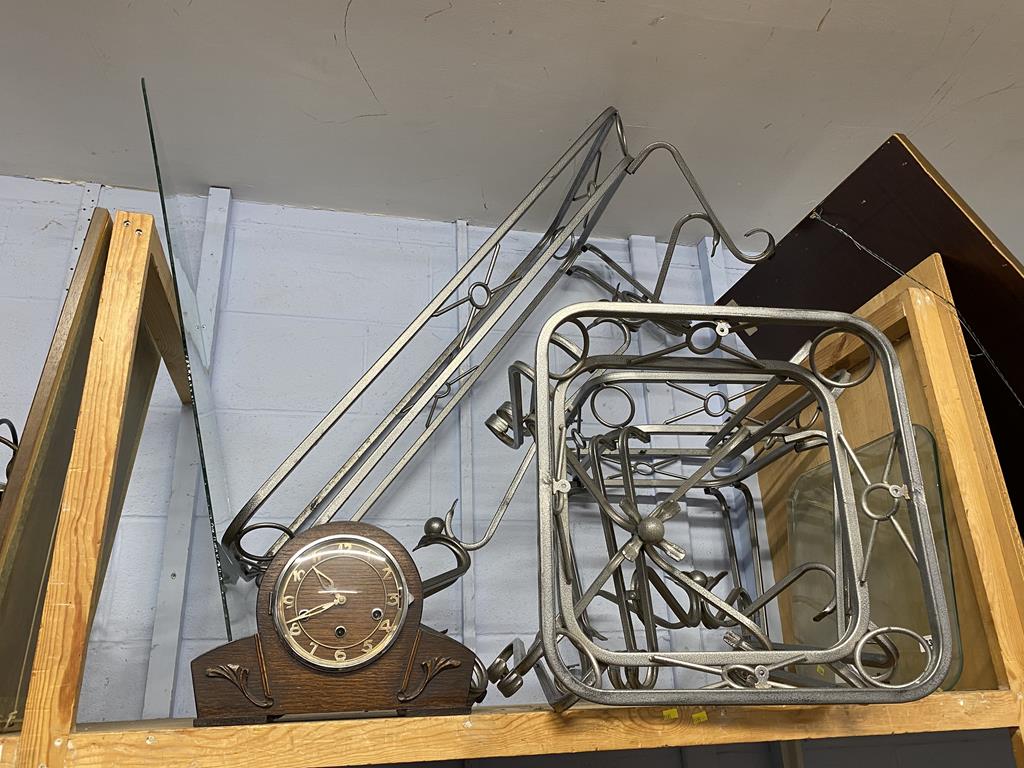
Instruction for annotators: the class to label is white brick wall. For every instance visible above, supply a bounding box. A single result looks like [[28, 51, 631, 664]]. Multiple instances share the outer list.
[[0, 174, 763, 723]]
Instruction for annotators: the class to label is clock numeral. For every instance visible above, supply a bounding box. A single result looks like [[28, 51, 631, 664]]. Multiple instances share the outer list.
[[334, 649, 347, 662], [382, 565, 392, 578], [309, 641, 319, 654], [378, 619, 393, 633], [282, 595, 294, 607], [386, 593, 399, 606], [291, 568, 305, 583], [362, 640, 375, 652], [341, 542, 352, 550], [289, 623, 301, 636]]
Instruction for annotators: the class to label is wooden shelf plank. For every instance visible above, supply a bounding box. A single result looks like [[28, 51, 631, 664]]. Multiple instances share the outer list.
[[16, 691, 1004, 767], [2, 691, 1016, 768]]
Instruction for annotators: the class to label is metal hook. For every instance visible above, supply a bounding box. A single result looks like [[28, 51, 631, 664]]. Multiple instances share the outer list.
[[415, 518, 472, 598], [627, 141, 775, 264]]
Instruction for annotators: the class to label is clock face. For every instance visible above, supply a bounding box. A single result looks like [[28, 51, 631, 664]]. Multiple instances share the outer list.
[[272, 533, 410, 670]]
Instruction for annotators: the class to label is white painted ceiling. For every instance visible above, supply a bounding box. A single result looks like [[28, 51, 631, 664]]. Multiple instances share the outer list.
[[2, 0, 1022, 255]]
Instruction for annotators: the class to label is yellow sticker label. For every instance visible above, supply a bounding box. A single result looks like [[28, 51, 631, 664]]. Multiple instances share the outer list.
[[662, 708, 679, 720], [691, 710, 708, 724]]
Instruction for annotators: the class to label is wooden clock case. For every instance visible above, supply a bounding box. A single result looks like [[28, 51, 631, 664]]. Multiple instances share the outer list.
[[192, 521, 478, 726]]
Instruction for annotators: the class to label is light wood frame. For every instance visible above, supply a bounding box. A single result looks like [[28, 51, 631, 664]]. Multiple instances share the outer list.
[[0, 209, 112, 732], [0, 219, 1021, 768]]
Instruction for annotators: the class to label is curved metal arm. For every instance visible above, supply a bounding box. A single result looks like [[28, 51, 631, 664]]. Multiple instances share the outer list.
[[741, 561, 838, 624], [596, 565, 701, 629], [583, 436, 642, 531], [645, 545, 774, 650], [616, 426, 651, 519], [597, 566, 751, 633], [443, 445, 536, 551], [657, 213, 720, 300], [222, 107, 627, 577], [415, 521, 472, 598], [627, 141, 775, 264]]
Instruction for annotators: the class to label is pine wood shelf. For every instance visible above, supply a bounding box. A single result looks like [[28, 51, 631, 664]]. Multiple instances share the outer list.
[[1, 690, 1018, 768]]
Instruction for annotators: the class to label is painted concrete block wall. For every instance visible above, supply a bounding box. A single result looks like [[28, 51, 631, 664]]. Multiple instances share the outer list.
[[0, 174, 753, 723], [0, 177, 95, 431]]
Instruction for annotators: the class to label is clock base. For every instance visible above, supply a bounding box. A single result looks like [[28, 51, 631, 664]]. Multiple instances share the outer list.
[[192, 625, 478, 726]]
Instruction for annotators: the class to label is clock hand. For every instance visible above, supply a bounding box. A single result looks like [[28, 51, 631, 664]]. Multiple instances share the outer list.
[[311, 564, 335, 591], [294, 593, 346, 622], [294, 601, 334, 622]]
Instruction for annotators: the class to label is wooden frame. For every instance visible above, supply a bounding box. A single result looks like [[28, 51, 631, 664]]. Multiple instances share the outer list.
[[0, 209, 112, 733], [0, 219, 1022, 768], [757, 257, 1019, 696], [1, 211, 190, 768]]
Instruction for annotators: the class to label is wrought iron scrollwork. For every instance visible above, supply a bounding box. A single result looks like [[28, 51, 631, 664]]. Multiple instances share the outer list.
[[207, 108, 949, 711]]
